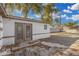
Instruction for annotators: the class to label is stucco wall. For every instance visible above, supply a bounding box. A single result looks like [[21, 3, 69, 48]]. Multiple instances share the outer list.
[[2, 18, 50, 45]]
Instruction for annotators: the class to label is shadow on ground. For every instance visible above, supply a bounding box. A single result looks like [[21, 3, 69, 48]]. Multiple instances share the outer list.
[[40, 35, 79, 46]]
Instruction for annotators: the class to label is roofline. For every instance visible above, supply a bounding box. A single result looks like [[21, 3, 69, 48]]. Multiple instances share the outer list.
[[0, 4, 49, 24], [5, 15, 49, 24], [4, 15, 46, 23]]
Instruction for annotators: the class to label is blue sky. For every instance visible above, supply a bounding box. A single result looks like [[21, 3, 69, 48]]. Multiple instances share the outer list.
[[12, 3, 79, 24], [55, 3, 79, 24]]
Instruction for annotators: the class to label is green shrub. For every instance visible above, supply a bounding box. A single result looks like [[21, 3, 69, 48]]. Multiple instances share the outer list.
[[64, 22, 77, 27]]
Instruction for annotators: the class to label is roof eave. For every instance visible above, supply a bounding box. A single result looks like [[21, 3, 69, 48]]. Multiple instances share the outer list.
[[0, 5, 49, 24]]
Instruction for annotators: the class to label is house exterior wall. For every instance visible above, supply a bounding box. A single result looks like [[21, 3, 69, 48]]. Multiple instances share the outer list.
[[0, 16, 3, 38], [1, 18, 51, 46], [32, 23, 50, 40], [0, 16, 3, 47], [2, 18, 15, 45]]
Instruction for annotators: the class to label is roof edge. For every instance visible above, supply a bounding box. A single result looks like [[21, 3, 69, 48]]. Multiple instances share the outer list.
[[0, 4, 49, 24]]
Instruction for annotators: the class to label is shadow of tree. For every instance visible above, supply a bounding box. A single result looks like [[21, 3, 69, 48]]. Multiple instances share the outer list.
[[40, 35, 79, 46]]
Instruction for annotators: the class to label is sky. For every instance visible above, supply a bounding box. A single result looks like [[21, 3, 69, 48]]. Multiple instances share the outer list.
[[55, 3, 79, 24], [12, 3, 79, 24]]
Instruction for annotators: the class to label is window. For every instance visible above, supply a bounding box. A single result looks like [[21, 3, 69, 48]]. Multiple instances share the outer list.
[[44, 25, 47, 30]]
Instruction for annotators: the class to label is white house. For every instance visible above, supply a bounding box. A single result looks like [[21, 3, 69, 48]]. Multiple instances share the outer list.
[[0, 5, 51, 47]]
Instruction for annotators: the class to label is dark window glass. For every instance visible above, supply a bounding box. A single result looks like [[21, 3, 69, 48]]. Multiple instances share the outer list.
[[44, 25, 47, 30]]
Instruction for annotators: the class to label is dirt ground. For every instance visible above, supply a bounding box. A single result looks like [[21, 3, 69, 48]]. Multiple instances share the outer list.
[[40, 32, 79, 46], [11, 32, 79, 56], [1, 32, 79, 56]]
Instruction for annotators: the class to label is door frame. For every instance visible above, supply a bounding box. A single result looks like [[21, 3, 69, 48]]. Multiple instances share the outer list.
[[15, 22, 32, 44]]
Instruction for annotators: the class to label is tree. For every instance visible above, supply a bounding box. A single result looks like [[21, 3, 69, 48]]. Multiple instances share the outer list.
[[5, 3, 14, 15], [41, 3, 59, 24], [64, 22, 77, 28], [41, 4, 53, 24], [3, 3, 59, 24], [4, 3, 42, 17]]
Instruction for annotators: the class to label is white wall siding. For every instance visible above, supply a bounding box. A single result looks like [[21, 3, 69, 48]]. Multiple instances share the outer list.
[[2, 18, 51, 45], [32, 23, 50, 34], [0, 16, 3, 47], [2, 18, 15, 45], [32, 23, 50, 40], [3, 19, 15, 36], [0, 40, 3, 46], [33, 34, 50, 40], [0, 16, 3, 38], [2, 38, 15, 45]]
